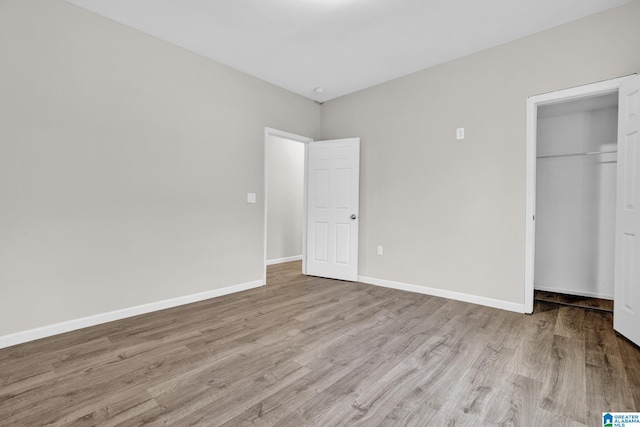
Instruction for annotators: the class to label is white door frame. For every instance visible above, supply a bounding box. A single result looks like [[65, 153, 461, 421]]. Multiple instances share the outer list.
[[263, 127, 313, 284], [524, 75, 635, 313]]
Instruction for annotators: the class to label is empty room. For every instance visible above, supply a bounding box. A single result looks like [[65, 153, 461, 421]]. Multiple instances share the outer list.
[[1, 0, 640, 425]]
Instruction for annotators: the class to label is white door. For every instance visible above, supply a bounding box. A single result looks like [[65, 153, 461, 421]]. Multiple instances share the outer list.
[[306, 138, 360, 281], [614, 75, 640, 346]]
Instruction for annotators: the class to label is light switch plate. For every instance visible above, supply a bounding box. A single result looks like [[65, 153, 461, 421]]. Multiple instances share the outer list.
[[456, 128, 465, 140], [247, 193, 256, 203]]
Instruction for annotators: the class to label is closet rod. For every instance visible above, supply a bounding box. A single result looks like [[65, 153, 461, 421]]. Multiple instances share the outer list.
[[537, 150, 617, 160]]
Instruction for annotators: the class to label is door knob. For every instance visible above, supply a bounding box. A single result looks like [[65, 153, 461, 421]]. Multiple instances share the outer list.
[[351, 214, 357, 220]]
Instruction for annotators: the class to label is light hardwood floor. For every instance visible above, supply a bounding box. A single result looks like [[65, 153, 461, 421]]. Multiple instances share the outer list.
[[1, 261, 638, 426]]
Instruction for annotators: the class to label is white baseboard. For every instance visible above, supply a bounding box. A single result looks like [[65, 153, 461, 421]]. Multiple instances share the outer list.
[[0, 279, 264, 350], [534, 285, 613, 300], [266, 255, 302, 266], [358, 275, 526, 314]]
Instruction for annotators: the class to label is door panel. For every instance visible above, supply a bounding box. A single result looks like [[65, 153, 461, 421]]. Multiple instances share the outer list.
[[315, 170, 330, 208], [313, 222, 329, 262], [306, 138, 360, 281], [614, 75, 640, 346], [335, 223, 351, 264]]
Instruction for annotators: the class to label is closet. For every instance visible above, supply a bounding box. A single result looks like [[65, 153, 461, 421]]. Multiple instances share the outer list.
[[534, 92, 618, 300]]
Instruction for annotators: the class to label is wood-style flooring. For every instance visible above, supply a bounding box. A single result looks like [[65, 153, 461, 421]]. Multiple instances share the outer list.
[[1, 261, 638, 426], [534, 290, 614, 313]]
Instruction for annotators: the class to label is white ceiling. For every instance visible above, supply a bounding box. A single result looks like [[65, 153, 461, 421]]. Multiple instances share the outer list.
[[64, 0, 633, 102]]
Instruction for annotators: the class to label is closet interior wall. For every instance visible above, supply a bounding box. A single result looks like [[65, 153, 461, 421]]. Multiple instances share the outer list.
[[534, 93, 618, 299]]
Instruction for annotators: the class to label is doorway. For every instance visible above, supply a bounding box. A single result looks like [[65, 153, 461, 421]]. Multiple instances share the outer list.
[[265, 135, 306, 265], [263, 128, 312, 284], [525, 76, 634, 313], [263, 128, 362, 284], [524, 75, 640, 347], [534, 92, 618, 300]]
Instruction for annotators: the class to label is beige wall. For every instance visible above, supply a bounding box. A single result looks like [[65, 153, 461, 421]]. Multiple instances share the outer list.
[[267, 136, 305, 262], [320, 1, 640, 306], [0, 0, 321, 336]]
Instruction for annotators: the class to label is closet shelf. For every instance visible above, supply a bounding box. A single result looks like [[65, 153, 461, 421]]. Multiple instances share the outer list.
[[537, 150, 617, 160]]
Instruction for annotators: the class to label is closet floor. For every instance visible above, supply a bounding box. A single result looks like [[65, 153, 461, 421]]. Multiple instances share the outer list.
[[535, 290, 613, 313]]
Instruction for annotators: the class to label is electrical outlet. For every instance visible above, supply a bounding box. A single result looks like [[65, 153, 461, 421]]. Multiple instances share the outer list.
[[456, 128, 465, 140], [376, 245, 384, 256]]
